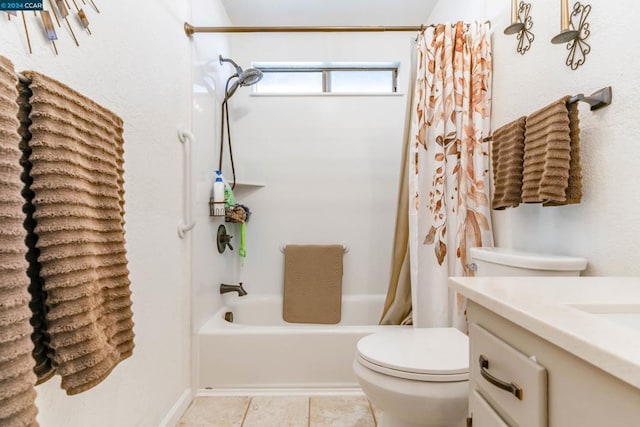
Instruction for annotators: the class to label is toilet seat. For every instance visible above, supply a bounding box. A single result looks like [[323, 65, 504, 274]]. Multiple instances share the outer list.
[[356, 328, 469, 382]]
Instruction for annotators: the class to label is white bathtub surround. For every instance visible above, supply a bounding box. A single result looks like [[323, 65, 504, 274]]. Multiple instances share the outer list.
[[409, 22, 494, 329], [449, 276, 640, 389], [223, 33, 409, 299], [198, 294, 406, 391]]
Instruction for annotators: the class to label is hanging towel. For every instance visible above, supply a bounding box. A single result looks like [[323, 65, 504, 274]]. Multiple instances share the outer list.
[[17, 74, 54, 386], [522, 96, 582, 205], [283, 245, 343, 324], [0, 56, 39, 426], [19, 71, 134, 395], [491, 116, 526, 210], [542, 102, 582, 206]]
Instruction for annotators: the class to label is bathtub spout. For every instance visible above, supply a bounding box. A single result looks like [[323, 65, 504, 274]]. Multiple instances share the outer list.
[[220, 282, 248, 297]]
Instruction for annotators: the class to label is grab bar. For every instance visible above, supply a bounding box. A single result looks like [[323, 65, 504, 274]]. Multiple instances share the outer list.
[[280, 244, 349, 254], [177, 129, 196, 238]]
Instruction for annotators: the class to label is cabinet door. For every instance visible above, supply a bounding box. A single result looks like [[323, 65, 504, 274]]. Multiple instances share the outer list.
[[470, 323, 547, 427], [470, 389, 510, 427]]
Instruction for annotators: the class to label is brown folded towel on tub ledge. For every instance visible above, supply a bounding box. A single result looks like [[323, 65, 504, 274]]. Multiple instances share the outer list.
[[19, 70, 134, 395], [0, 56, 39, 426], [283, 245, 343, 324], [522, 96, 582, 206]]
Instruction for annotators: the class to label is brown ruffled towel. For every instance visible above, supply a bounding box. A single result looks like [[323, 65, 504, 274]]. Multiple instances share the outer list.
[[491, 116, 526, 209], [20, 71, 134, 395], [543, 101, 582, 206], [522, 96, 582, 205], [17, 75, 54, 387], [0, 57, 39, 426]]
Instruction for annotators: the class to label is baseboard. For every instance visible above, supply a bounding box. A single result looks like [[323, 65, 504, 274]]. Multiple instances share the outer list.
[[196, 386, 364, 397], [158, 388, 193, 427]]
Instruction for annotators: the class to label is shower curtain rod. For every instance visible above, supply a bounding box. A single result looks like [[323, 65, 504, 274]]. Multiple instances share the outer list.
[[183, 21, 492, 37]]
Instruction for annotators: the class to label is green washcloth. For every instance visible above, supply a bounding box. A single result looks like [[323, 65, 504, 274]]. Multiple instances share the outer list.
[[224, 183, 236, 208], [238, 222, 247, 258]]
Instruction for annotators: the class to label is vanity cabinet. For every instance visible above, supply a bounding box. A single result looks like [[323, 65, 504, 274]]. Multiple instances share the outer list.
[[466, 301, 640, 427]]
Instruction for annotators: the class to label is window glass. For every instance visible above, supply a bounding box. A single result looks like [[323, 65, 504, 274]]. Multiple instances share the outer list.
[[329, 70, 395, 93], [254, 71, 323, 94], [253, 62, 399, 94]]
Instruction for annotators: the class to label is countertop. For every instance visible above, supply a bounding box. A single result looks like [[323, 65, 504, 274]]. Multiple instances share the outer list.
[[449, 276, 640, 389]]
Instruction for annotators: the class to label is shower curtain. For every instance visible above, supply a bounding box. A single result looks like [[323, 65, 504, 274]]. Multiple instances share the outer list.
[[381, 21, 493, 329], [379, 41, 417, 326]]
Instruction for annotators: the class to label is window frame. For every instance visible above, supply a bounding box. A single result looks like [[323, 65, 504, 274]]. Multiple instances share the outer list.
[[253, 63, 399, 94]]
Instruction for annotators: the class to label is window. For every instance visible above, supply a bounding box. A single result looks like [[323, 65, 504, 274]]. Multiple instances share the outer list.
[[253, 62, 399, 94]]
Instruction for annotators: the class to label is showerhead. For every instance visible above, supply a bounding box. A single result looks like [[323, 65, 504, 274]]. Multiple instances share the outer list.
[[240, 68, 263, 86], [219, 55, 263, 100]]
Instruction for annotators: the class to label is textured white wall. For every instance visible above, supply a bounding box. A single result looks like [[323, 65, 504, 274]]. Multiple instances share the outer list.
[[428, 0, 640, 275], [0, 1, 192, 426], [224, 33, 412, 295]]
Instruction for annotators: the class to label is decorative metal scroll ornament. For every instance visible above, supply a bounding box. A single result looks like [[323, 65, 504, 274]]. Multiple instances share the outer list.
[[515, 2, 534, 55], [504, 1, 534, 55], [565, 2, 591, 70]]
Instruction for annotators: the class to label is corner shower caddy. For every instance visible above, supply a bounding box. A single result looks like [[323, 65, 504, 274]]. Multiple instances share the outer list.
[[208, 181, 264, 217]]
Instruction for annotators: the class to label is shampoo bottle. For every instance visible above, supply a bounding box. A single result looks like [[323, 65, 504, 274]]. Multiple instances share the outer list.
[[212, 171, 225, 216]]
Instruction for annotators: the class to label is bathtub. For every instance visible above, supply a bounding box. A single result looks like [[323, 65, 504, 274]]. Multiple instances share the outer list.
[[197, 294, 407, 391]]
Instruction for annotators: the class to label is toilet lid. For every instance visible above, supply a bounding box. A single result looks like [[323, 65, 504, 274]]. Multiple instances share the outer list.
[[356, 329, 469, 382]]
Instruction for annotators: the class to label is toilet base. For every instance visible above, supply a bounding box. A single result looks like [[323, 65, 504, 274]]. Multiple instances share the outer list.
[[353, 359, 468, 427]]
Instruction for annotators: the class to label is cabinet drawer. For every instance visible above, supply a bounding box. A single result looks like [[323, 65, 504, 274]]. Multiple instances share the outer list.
[[470, 323, 547, 427], [470, 389, 509, 427]]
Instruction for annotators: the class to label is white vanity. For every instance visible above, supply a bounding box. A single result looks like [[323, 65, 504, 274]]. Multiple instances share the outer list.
[[449, 277, 640, 426]]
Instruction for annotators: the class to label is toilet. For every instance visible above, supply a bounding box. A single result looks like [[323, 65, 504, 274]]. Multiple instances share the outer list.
[[353, 247, 587, 427]]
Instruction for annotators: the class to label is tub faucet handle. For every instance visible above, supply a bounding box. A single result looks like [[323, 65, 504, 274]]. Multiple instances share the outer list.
[[216, 225, 234, 253]]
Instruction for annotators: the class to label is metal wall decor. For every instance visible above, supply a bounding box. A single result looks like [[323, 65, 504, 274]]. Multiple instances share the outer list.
[[551, 0, 591, 70], [503, 1, 534, 55], [564, 2, 591, 70], [4, 0, 100, 55]]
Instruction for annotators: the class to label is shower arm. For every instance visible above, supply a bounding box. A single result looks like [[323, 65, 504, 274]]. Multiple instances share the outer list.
[[219, 55, 243, 75]]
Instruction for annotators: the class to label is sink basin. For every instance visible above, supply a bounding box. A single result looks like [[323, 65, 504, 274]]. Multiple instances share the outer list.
[[570, 304, 640, 332]]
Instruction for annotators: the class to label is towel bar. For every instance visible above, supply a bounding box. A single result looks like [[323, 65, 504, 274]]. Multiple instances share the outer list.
[[280, 244, 349, 254], [567, 86, 612, 111]]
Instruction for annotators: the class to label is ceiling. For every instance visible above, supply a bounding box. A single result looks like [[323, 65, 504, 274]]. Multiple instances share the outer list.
[[220, 0, 439, 26]]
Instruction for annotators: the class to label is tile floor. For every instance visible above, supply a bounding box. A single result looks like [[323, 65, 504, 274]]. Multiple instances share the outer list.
[[178, 395, 382, 427]]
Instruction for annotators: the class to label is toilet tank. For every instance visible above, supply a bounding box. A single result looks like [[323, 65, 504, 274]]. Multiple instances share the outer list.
[[469, 247, 587, 276]]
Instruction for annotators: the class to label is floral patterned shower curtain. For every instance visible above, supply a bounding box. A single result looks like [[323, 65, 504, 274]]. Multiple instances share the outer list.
[[409, 22, 494, 330]]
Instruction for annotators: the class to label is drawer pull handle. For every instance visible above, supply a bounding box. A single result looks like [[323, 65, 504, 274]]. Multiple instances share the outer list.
[[479, 355, 523, 400]]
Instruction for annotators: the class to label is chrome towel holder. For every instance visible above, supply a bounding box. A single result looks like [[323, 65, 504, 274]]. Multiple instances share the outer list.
[[567, 86, 612, 111]]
